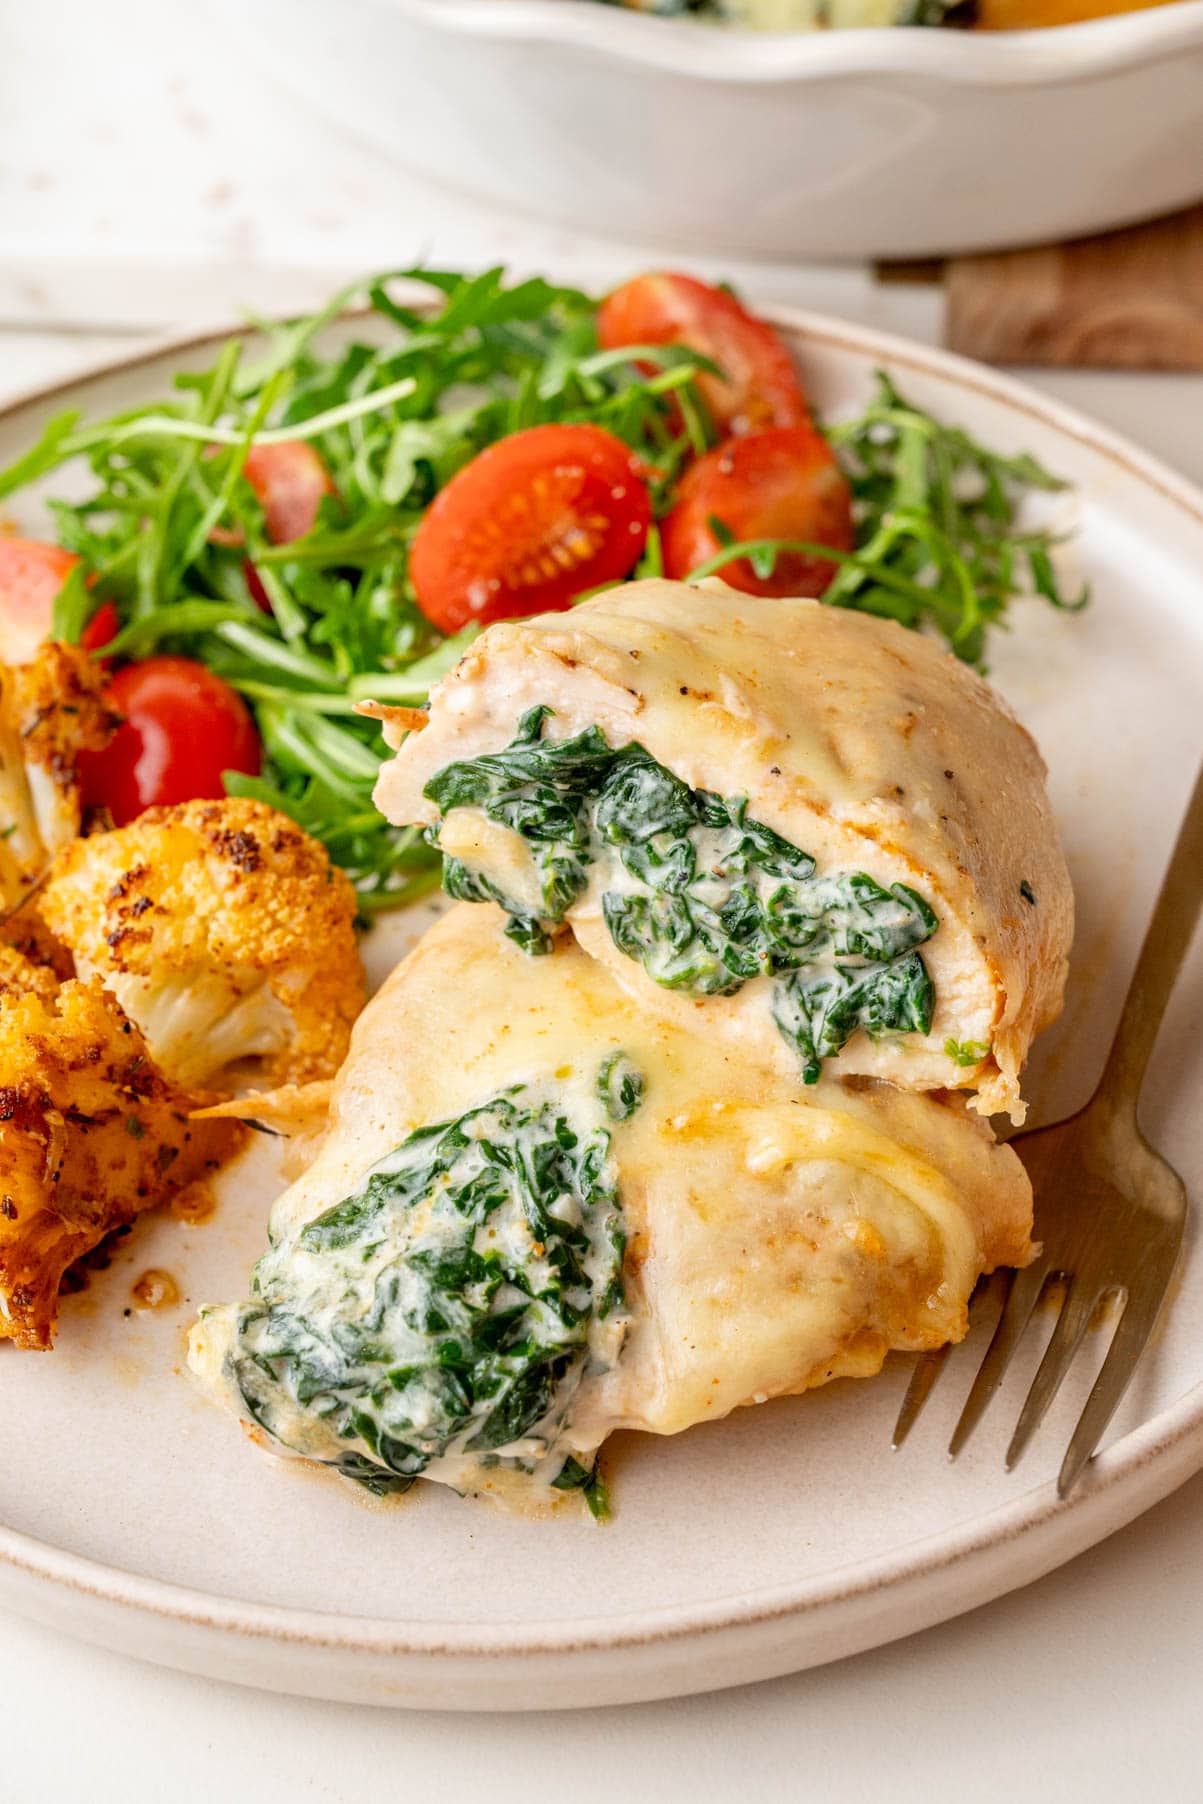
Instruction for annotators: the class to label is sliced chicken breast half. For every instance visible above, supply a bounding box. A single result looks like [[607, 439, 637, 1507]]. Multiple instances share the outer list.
[[374, 579, 1073, 1121], [191, 903, 1032, 1515]]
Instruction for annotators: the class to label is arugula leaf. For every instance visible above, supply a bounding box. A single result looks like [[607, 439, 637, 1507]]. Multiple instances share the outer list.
[[688, 369, 1085, 668], [824, 371, 1086, 666], [49, 562, 91, 643]]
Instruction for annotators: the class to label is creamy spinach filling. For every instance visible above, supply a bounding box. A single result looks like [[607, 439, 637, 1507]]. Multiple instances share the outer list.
[[424, 708, 937, 1082], [226, 1075, 634, 1511]]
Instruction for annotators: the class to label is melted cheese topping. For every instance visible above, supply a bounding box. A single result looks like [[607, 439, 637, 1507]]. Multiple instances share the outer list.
[[192, 904, 1032, 1511]]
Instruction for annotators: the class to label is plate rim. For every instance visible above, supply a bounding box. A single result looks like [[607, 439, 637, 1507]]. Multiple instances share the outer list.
[[2, 302, 1202, 1671]]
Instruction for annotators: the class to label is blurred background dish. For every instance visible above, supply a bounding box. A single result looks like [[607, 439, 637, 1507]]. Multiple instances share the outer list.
[[593, 0, 1185, 28], [220, 0, 1203, 260]]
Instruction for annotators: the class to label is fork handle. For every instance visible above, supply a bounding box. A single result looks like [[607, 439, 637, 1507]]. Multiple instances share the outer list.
[[1097, 761, 1203, 1114]]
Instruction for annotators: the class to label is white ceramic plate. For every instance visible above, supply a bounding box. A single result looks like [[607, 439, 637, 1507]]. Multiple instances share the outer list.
[[1, 312, 1201, 1711]]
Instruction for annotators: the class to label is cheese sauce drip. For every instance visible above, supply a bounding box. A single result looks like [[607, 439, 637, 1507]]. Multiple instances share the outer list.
[[425, 707, 938, 1082], [222, 1074, 634, 1509]]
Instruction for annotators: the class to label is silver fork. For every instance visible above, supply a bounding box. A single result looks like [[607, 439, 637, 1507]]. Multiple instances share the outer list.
[[894, 762, 1203, 1498]]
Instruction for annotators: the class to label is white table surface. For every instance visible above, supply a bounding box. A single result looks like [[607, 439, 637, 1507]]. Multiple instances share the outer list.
[[5, 4, 1203, 1798]]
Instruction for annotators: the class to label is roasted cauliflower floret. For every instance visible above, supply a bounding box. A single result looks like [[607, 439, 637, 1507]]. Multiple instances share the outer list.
[[0, 641, 117, 911], [0, 950, 240, 1348], [0, 905, 73, 981], [0, 942, 61, 1007], [40, 797, 365, 1094]]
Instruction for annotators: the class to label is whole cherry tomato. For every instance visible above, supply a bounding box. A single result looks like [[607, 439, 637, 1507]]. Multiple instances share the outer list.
[[241, 440, 335, 612], [597, 272, 810, 439], [243, 440, 334, 544], [661, 427, 854, 599], [0, 538, 77, 662], [80, 656, 261, 825], [0, 536, 121, 662]]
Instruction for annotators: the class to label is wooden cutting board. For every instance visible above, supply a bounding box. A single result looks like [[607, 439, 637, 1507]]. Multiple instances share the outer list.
[[879, 205, 1203, 370], [943, 205, 1203, 370]]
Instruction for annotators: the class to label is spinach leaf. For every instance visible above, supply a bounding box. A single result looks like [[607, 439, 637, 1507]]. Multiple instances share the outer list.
[[773, 953, 935, 1086], [425, 712, 939, 1080], [944, 1036, 990, 1068], [597, 1053, 646, 1122], [229, 1070, 640, 1501], [425, 709, 614, 923]]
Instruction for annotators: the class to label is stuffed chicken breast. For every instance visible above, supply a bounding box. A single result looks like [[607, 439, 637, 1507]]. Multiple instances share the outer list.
[[191, 903, 1032, 1515], [373, 579, 1072, 1121]]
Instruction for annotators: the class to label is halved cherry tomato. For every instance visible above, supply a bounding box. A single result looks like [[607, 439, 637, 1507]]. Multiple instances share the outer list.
[[241, 440, 334, 613], [409, 423, 653, 634], [597, 273, 810, 439], [661, 427, 854, 599], [243, 441, 334, 544], [80, 656, 261, 826]]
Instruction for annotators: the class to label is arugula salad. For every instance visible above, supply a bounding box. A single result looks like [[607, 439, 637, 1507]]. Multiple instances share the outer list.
[[0, 266, 1083, 915]]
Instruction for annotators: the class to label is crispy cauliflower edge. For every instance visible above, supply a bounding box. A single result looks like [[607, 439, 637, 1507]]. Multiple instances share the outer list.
[[0, 946, 242, 1349], [40, 797, 365, 1094], [0, 641, 118, 910]]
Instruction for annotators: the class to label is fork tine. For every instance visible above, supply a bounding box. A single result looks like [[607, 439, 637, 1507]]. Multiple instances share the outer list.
[[949, 1261, 1049, 1459], [892, 1345, 950, 1449], [1057, 1281, 1166, 1498], [1005, 1278, 1097, 1470]]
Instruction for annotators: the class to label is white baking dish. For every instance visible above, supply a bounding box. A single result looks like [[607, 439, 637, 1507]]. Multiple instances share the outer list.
[[228, 0, 1203, 260]]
